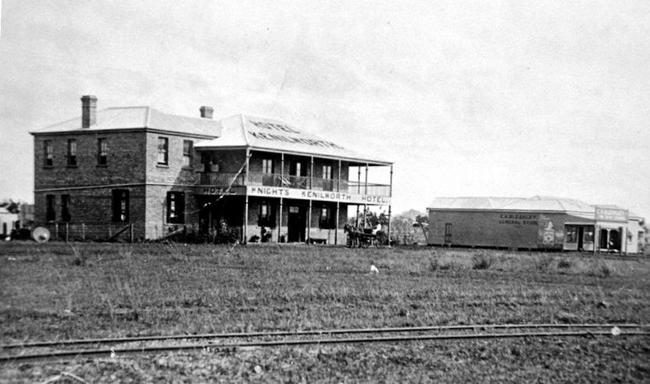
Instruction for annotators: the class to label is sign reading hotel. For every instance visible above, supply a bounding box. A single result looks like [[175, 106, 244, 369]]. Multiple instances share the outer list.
[[594, 206, 628, 222], [247, 186, 391, 205]]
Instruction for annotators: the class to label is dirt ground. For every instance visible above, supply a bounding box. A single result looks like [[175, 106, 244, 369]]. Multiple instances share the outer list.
[[1, 242, 648, 383]]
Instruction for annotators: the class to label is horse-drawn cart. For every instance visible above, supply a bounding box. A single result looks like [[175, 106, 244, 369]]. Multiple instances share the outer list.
[[344, 225, 388, 248]]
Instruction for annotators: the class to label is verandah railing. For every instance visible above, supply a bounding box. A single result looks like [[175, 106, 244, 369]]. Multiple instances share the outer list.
[[200, 172, 391, 196]]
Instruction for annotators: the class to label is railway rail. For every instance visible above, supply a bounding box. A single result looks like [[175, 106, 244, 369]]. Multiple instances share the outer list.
[[2, 323, 648, 363]]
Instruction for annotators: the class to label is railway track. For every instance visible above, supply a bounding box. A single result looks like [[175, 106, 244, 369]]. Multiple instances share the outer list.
[[2, 323, 648, 363]]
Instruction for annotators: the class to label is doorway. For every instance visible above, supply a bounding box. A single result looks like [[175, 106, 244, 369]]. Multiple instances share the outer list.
[[287, 205, 306, 242]]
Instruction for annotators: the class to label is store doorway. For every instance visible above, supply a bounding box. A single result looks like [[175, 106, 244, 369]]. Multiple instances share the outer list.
[[287, 206, 306, 242]]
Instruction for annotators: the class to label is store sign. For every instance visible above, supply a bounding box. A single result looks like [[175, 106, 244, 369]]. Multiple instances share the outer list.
[[595, 206, 628, 222], [497, 213, 538, 226], [247, 186, 391, 205]]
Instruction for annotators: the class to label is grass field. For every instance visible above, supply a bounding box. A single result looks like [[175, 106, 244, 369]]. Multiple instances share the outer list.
[[1, 242, 649, 383]]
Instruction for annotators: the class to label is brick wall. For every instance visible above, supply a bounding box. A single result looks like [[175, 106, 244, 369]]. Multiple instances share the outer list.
[[34, 131, 147, 190]]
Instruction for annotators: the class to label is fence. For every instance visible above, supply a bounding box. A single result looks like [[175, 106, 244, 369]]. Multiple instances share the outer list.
[[40, 222, 135, 242]]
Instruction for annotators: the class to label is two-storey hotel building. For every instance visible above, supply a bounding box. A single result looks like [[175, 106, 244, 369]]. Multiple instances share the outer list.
[[31, 96, 393, 244]]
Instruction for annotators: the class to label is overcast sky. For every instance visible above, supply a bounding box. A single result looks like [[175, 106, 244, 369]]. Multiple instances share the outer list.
[[1, 0, 649, 218]]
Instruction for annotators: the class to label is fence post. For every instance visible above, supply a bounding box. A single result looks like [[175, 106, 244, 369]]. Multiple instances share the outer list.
[[130, 223, 134, 243], [54, 223, 59, 241], [82, 223, 86, 241], [65, 223, 69, 243]]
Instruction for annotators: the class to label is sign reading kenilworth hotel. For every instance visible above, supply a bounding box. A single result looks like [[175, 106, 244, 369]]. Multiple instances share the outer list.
[[31, 96, 393, 244]]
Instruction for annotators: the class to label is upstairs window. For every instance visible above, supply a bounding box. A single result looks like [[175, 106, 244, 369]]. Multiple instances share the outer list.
[[322, 165, 332, 179], [166, 192, 185, 224], [262, 159, 274, 174], [67, 139, 77, 166], [44, 140, 53, 167], [157, 137, 168, 165], [46, 195, 56, 222], [61, 194, 71, 222], [112, 189, 129, 222], [182, 140, 193, 168], [97, 138, 108, 165]]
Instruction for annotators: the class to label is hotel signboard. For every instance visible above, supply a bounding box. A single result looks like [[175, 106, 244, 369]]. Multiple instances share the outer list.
[[247, 186, 391, 205], [196, 185, 391, 205]]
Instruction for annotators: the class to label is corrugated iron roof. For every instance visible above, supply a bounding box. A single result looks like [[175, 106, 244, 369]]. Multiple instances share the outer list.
[[427, 196, 597, 213], [31, 107, 221, 137], [195, 114, 392, 165]]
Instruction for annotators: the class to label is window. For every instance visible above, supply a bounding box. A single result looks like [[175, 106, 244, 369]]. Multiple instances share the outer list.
[[166, 192, 185, 224], [61, 195, 71, 222], [565, 225, 578, 243], [294, 162, 302, 176], [262, 159, 274, 174], [322, 165, 332, 179], [259, 203, 274, 227], [67, 139, 77, 166], [97, 138, 108, 165], [46, 195, 56, 222], [44, 140, 53, 167], [444, 223, 452, 243], [157, 137, 168, 165], [112, 189, 129, 222], [319, 206, 334, 229], [322, 164, 333, 191], [182, 140, 193, 168]]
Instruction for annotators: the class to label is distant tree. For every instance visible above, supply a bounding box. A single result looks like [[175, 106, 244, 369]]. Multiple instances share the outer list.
[[415, 214, 429, 225], [0, 199, 20, 214]]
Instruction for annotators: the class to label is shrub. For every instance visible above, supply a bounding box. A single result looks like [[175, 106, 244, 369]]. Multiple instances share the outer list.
[[429, 257, 440, 271], [472, 252, 494, 270], [536, 254, 555, 272], [557, 259, 572, 269]]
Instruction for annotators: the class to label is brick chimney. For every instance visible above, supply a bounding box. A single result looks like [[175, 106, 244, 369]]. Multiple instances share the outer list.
[[81, 95, 97, 128], [199, 106, 214, 119]]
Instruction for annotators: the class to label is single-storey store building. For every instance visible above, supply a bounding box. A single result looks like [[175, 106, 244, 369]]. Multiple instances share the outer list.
[[31, 96, 393, 244], [427, 196, 645, 253]]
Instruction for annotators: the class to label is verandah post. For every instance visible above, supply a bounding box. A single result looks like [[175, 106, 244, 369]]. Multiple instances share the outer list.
[[243, 148, 250, 244], [387, 164, 393, 246]]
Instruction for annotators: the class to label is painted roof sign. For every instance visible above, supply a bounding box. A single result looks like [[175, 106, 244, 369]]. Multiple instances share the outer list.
[[594, 206, 628, 222]]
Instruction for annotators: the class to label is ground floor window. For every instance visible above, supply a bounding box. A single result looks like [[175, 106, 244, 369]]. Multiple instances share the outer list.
[[46, 195, 55, 222], [259, 202, 274, 227], [444, 223, 452, 243], [319, 205, 335, 229], [112, 189, 129, 222], [61, 194, 71, 222], [167, 192, 185, 224]]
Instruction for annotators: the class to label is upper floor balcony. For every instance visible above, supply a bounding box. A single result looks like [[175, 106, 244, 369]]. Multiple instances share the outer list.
[[198, 171, 392, 202]]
